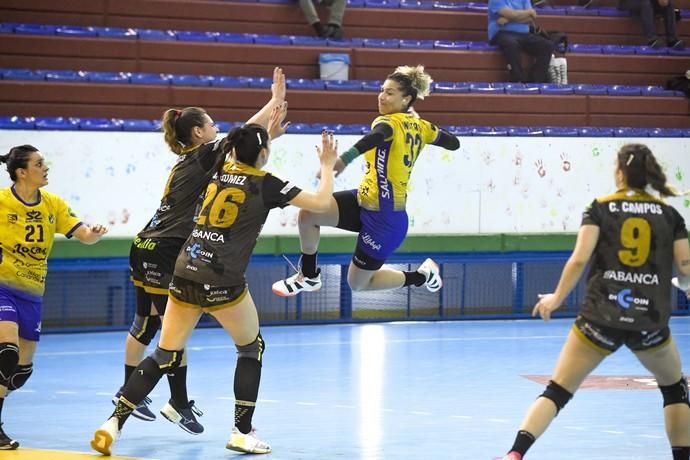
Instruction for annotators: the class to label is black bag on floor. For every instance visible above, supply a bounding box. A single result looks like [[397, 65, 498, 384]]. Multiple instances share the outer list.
[[666, 73, 690, 98]]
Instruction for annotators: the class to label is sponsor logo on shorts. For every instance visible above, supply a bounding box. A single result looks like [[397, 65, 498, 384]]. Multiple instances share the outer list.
[[185, 264, 198, 272], [133, 237, 157, 250], [361, 233, 382, 252]]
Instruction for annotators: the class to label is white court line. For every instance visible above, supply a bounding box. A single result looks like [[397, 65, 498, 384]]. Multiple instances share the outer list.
[[639, 434, 663, 439], [602, 430, 624, 434], [450, 415, 473, 419]]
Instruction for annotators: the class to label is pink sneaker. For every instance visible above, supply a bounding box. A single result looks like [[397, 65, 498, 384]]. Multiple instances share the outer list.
[[494, 452, 522, 460]]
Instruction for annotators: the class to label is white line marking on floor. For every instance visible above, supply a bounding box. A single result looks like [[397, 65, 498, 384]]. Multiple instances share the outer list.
[[296, 402, 318, 406], [602, 430, 624, 434]]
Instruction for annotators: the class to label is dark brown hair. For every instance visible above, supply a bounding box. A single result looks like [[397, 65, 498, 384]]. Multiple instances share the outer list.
[[162, 107, 209, 155], [221, 124, 269, 168], [0, 144, 39, 181], [617, 143, 678, 197]]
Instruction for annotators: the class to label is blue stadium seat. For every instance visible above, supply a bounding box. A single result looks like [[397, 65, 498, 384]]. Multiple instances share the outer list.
[[469, 82, 504, 93], [614, 127, 650, 137], [14, 24, 57, 35], [434, 40, 469, 50], [211, 76, 251, 88], [473, 126, 508, 136], [288, 123, 323, 134], [570, 44, 603, 53], [291, 36, 328, 46], [254, 34, 292, 45], [175, 31, 217, 42], [80, 118, 122, 131], [681, 128, 690, 137], [649, 128, 684, 137], [216, 32, 255, 43], [607, 85, 642, 96], [468, 42, 498, 51], [287, 79, 325, 90], [642, 85, 679, 97], [55, 26, 98, 37], [682, 8, 690, 18], [365, 0, 400, 7], [40, 70, 88, 81], [602, 45, 637, 54], [466, 2, 488, 11], [400, 0, 423, 8], [137, 29, 176, 41], [505, 126, 531, 136], [578, 127, 615, 137], [400, 39, 435, 49], [324, 80, 363, 91], [247, 77, 272, 88], [363, 38, 400, 48], [669, 48, 690, 56], [328, 37, 364, 46], [35, 117, 80, 130], [94, 27, 138, 39], [597, 7, 630, 16], [333, 124, 368, 134], [541, 126, 579, 136], [536, 6, 567, 15], [122, 119, 157, 131], [87, 71, 130, 83], [565, 6, 599, 15], [0, 23, 14, 34], [361, 80, 383, 92], [635, 45, 668, 55], [0, 116, 34, 129], [1, 68, 44, 80], [216, 121, 243, 133], [347, 0, 366, 5], [573, 84, 608, 95], [504, 83, 540, 94], [432, 1, 468, 10], [170, 74, 213, 86], [448, 126, 475, 136], [130, 73, 171, 85], [539, 84, 574, 94], [433, 82, 467, 93]]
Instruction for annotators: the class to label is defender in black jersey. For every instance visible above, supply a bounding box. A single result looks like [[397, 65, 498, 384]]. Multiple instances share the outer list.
[[497, 144, 690, 460], [92, 121, 339, 456], [117, 67, 288, 432]]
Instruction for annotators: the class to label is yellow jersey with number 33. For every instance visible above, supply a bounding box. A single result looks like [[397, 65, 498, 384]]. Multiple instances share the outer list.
[[0, 187, 82, 297], [357, 112, 439, 212]]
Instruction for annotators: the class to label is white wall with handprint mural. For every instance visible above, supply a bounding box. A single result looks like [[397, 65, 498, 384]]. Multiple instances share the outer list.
[[1, 130, 689, 236]]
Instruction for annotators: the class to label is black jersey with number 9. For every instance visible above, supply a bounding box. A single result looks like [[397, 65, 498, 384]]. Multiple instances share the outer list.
[[579, 188, 687, 331]]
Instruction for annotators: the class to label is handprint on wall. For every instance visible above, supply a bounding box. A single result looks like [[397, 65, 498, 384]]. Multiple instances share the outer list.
[[535, 159, 546, 178], [560, 153, 571, 172]]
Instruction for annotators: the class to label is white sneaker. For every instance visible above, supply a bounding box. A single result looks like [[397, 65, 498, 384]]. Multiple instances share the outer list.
[[90, 417, 120, 456], [226, 426, 271, 454], [417, 258, 442, 292], [272, 271, 322, 297]]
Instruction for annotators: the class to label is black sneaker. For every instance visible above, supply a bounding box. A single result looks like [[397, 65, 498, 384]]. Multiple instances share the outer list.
[[648, 38, 664, 49], [669, 39, 686, 50], [0, 423, 19, 450], [325, 24, 344, 40], [160, 399, 204, 435], [112, 390, 156, 421]]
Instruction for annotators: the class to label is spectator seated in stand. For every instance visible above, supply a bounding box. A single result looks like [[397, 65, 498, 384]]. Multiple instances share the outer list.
[[299, 0, 347, 39], [488, 0, 555, 83], [618, 0, 685, 49]]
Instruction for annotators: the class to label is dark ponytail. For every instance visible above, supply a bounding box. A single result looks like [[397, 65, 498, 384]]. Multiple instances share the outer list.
[[617, 143, 678, 197], [161, 107, 208, 155], [221, 123, 269, 167], [1, 145, 39, 182]]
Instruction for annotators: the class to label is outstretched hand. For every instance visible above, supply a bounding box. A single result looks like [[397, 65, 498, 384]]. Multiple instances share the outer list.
[[89, 223, 109, 236], [317, 130, 338, 172], [267, 102, 290, 140], [271, 67, 286, 102]]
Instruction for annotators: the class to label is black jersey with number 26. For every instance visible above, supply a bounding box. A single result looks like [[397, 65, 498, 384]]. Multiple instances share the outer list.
[[579, 188, 687, 331], [174, 161, 301, 287]]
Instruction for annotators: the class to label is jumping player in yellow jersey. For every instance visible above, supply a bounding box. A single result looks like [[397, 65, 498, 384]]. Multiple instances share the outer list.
[[272, 65, 460, 297], [0, 145, 107, 450], [496, 144, 690, 460]]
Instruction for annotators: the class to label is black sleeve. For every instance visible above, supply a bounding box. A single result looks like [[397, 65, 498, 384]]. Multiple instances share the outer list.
[[581, 199, 601, 226], [262, 173, 302, 209], [671, 207, 689, 241], [431, 128, 460, 150], [197, 139, 225, 171], [352, 123, 394, 153]]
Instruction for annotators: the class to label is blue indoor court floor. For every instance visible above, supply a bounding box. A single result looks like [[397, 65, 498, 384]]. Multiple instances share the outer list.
[[7, 317, 690, 460]]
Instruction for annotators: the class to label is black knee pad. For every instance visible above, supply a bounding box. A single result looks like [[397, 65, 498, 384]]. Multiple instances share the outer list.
[[0, 343, 19, 386], [150, 346, 183, 371], [660, 377, 690, 407], [8, 363, 33, 391], [236, 333, 265, 363], [541, 380, 573, 414], [129, 314, 162, 345]]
